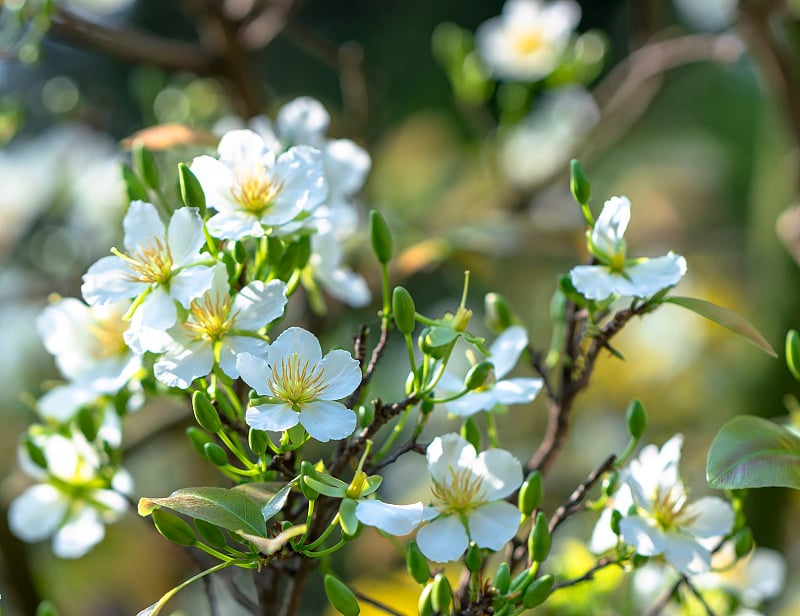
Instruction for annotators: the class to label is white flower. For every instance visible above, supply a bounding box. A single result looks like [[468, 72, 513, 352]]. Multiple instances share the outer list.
[[308, 228, 371, 308], [437, 326, 543, 417], [190, 129, 327, 240], [8, 431, 131, 558], [570, 196, 687, 300], [237, 327, 361, 442], [81, 201, 215, 353], [414, 434, 523, 562], [154, 263, 288, 389], [476, 0, 581, 81], [598, 435, 734, 576]]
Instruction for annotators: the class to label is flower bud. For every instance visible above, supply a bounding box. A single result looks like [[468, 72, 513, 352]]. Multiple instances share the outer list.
[[493, 561, 511, 594], [76, 406, 99, 442], [186, 426, 214, 455], [420, 398, 435, 415], [194, 518, 227, 549], [522, 573, 554, 609], [460, 417, 481, 452], [370, 209, 393, 264], [203, 442, 228, 466], [152, 508, 196, 546], [24, 435, 48, 469], [36, 601, 59, 616], [529, 511, 551, 563], [133, 142, 160, 191], [121, 165, 148, 202], [358, 404, 375, 427], [193, 391, 222, 433], [248, 428, 268, 455], [300, 460, 320, 501], [787, 329, 800, 381], [518, 470, 543, 516], [431, 573, 452, 614], [464, 361, 494, 391], [418, 582, 434, 616], [485, 292, 514, 332], [339, 498, 360, 537], [734, 526, 754, 558], [465, 541, 482, 572], [234, 241, 248, 264], [570, 159, 591, 207], [178, 162, 206, 215], [393, 286, 416, 334], [625, 399, 647, 440], [406, 540, 431, 584], [631, 554, 649, 568], [323, 574, 360, 616], [610, 509, 622, 536]]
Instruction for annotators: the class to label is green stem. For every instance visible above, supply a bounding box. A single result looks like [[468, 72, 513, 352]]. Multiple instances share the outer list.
[[373, 405, 414, 462], [486, 412, 500, 448], [301, 538, 346, 558], [380, 263, 391, 317], [302, 513, 340, 551]]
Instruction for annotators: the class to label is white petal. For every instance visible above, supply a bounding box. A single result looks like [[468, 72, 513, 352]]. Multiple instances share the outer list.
[[591, 196, 630, 256], [170, 265, 216, 308], [206, 211, 265, 240], [133, 287, 177, 331], [167, 207, 206, 267], [569, 265, 624, 301], [270, 146, 327, 223], [443, 390, 497, 417], [268, 327, 322, 366], [473, 448, 523, 501], [316, 267, 372, 308], [317, 349, 362, 400], [154, 342, 214, 389], [355, 500, 423, 536], [299, 400, 356, 442], [236, 352, 272, 395], [92, 488, 130, 519], [276, 97, 329, 146], [81, 256, 142, 305], [233, 279, 288, 330], [426, 434, 477, 487], [8, 484, 69, 542], [619, 515, 666, 556], [324, 139, 371, 197], [53, 505, 106, 558], [663, 532, 711, 575], [416, 515, 469, 562], [38, 385, 96, 421], [589, 508, 618, 553], [245, 403, 299, 432], [123, 201, 165, 252], [489, 325, 528, 379], [189, 155, 237, 213], [217, 129, 268, 169], [467, 501, 521, 551], [492, 377, 543, 405], [681, 496, 734, 539], [622, 254, 687, 297]]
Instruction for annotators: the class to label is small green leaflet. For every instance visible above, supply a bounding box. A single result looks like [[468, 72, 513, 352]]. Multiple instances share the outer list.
[[664, 296, 776, 357], [707, 415, 800, 489]]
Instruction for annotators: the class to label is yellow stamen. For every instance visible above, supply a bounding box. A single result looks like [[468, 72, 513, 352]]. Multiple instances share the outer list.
[[183, 292, 237, 341], [114, 237, 173, 284], [431, 466, 487, 514], [269, 353, 328, 407], [231, 163, 284, 215]]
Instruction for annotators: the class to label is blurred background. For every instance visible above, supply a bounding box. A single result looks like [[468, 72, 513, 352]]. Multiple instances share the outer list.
[[2, 0, 800, 614]]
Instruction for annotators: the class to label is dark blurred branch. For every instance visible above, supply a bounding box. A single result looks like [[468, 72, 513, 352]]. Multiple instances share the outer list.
[[549, 454, 616, 534]]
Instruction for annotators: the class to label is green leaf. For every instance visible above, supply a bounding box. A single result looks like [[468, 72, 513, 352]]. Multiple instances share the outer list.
[[707, 415, 800, 489], [138, 486, 267, 537], [426, 325, 458, 347], [664, 296, 777, 357], [260, 481, 295, 522]]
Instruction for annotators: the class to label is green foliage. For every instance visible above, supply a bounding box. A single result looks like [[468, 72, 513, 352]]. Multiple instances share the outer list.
[[324, 574, 361, 616]]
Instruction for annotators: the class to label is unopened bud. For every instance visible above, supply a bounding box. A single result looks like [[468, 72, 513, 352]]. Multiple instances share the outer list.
[[418, 582, 434, 616], [121, 165, 148, 202], [300, 460, 319, 501], [529, 511, 551, 563], [522, 573, 554, 609], [370, 209, 393, 264], [460, 417, 481, 452], [393, 286, 416, 334], [734, 526, 754, 558], [133, 142, 160, 191], [406, 540, 431, 584], [570, 159, 591, 206], [518, 470, 543, 516], [203, 442, 228, 466], [493, 561, 511, 594], [625, 399, 647, 439], [465, 361, 494, 391], [193, 391, 222, 433], [186, 426, 214, 455], [787, 329, 800, 381], [431, 573, 452, 614], [178, 162, 206, 215], [485, 292, 514, 332], [465, 541, 482, 572], [248, 428, 268, 455], [324, 574, 360, 616]]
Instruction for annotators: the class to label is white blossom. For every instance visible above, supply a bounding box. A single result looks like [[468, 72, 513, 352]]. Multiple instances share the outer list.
[[238, 327, 361, 442]]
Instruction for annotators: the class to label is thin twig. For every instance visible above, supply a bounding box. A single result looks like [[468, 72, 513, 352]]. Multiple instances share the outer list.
[[549, 454, 617, 534], [551, 556, 620, 591], [352, 589, 408, 616]]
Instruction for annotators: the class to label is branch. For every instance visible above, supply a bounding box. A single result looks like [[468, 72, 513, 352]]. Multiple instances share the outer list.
[[548, 454, 617, 534], [352, 589, 408, 616]]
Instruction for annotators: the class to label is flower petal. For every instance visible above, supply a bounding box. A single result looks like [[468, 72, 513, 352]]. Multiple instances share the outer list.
[[245, 403, 299, 432], [426, 433, 477, 487], [276, 97, 330, 146], [621, 254, 687, 297], [619, 515, 666, 557], [236, 352, 272, 395], [123, 201, 165, 252], [663, 532, 712, 575], [167, 207, 206, 267], [189, 155, 237, 213], [299, 400, 356, 442], [233, 279, 288, 330], [53, 505, 105, 559], [206, 211, 265, 240], [38, 384, 96, 422], [681, 496, 734, 539], [492, 377, 543, 406], [355, 500, 424, 536], [170, 265, 216, 308], [416, 515, 469, 562], [473, 448, 523, 501], [569, 265, 624, 301], [324, 139, 371, 198], [8, 484, 69, 542], [268, 327, 322, 366], [270, 145, 327, 223], [443, 390, 497, 417], [154, 342, 214, 389], [317, 349, 362, 400], [217, 129, 269, 170], [489, 325, 528, 379], [81, 255, 142, 305], [467, 501, 521, 551], [591, 195, 630, 257], [219, 336, 268, 379]]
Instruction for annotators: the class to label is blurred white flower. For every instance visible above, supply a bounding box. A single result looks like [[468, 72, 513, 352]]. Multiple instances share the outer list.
[[476, 0, 581, 81], [238, 327, 362, 442], [308, 227, 371, 308], [154, 263, 288, 389], [570, 196, 687, 300], [674, 0, 737, 31], [436, 325, 543, 416], [8, 431, 131, 558]]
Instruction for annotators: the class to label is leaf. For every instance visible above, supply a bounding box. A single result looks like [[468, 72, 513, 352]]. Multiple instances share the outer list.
[[237, 524, 306, 555], [664, 296, 777, 357], [138, 487, 267, 537], [427, 325, 458, 347], [261, 481, 295, 522], [233, 482, 284, 507], [706, 415, 800, 489]]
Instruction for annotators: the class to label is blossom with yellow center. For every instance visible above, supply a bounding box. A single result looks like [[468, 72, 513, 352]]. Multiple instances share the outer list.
[[238, 327, 361, 442]]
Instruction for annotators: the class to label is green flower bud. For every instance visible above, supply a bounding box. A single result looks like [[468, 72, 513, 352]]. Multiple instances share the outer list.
[[300, 460, 320, 501], [610, 509, 622, 536], [234, 240, 248, 264], [186, 426, 214, 455], [460, 417, 481, 452], [631, 554, 649, 568], [493, 561, 511, 594], [267, 236, 284, 265], [192, 391, 222, 433], [484, 292, 514, 332], [787, 329, 800, 381], [393, 286, 417, 334], [339, 498, 360, 537], [518, 470, 543, 516], [602, 472, 619, 497], [178, 162, 206, 215], [194, 518, 227, 549], [133, 142, 159, 191], [324, 574, 361, 616], [203, 442, 228, 466], [529, 511, 551, 563], [406, 540, 431, 584], [358, 404, 375, 428], [734, 526, 754, 558], [522, 573, 554, 609], [152, 508, 196, 546], [76, 406, 99, 442], [464, 360, 494, 391], [35, 601, 59, 616], [431, 573, 452, 614], [465, 541, 482, 572], [370, 209, 393, 264], [418, 582, 435, 616], [569, 159, 591, 207], [121, 164, 149, 202], [24, 435, 48, 469], [420, 398, 435, 415], [248, 428, 268, 455], [625, 399, 647, 440]]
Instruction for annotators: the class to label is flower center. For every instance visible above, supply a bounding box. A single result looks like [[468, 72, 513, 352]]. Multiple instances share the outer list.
[[430, 466, 487, 515], [650, 485, 696, 531], [513, 30, 544, 55], [269, 353, 328, 408], [117, 237, 174, 284], [609, 251, 626, 273], [183, 292, 236, 341], [88, 312, 130, 359], [231, 163, 284, 215]]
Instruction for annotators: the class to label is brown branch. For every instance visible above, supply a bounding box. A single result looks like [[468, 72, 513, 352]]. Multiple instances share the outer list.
[[551, 556, 620, 591], [548, 454, 617, 534], [352, 589, 408, 616]]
